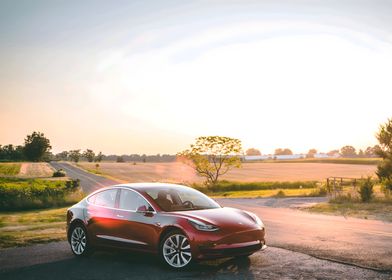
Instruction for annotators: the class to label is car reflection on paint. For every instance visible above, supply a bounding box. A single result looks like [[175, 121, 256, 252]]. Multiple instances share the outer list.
[[66, 183, 267, 269]]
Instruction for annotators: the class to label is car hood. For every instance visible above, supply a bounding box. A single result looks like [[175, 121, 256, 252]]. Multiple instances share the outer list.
[[170, 207, 259, 229]]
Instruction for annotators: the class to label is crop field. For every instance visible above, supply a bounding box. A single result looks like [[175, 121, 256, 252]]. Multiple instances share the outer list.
[[78, 162, 377, 183], [17, 163, 54, 178], [0, 163, 21, 176]]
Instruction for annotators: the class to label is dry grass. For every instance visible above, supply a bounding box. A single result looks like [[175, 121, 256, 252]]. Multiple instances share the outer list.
[[0, 207, 67, 248], [18, 162, 54, 178], [78, 162, 376, 183]]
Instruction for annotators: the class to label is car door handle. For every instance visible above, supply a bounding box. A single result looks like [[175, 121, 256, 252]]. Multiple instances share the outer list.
[[116, 214, 124, 218]]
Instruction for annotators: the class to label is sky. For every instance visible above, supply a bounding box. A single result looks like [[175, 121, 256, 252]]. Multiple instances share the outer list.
[[1, 0, 392, 155]]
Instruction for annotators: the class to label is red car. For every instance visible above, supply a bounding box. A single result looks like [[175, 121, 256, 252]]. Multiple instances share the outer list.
[[66, 183, 267, 268]]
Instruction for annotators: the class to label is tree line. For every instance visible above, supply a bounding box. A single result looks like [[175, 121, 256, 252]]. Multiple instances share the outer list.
[[245, 145, 380, 158]]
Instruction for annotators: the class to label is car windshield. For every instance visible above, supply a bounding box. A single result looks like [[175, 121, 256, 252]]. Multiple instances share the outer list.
[[144, 186, 220, 212]]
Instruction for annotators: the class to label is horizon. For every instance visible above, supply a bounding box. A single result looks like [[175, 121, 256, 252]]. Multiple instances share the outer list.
[[1, 0, 392, 154]]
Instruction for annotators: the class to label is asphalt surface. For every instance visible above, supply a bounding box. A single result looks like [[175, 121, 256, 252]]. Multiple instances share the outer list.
[[2, 163, 391, 279], [218, 198, 392, 271], [1, 242, 390, 280], [50, 162, 119, 193]]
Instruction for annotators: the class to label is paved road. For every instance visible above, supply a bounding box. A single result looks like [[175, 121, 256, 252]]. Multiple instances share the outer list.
[[217, 198, 392, 270], [0, 242, 389, 279], [50, 162, 119, 193]]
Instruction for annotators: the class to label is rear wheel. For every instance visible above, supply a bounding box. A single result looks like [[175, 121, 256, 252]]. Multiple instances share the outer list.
[[160, 230, 192, 269], [69, 224, 92, 256]]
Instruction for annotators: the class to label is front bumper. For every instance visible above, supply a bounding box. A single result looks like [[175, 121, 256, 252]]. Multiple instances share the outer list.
[[191, 227, 266, 260]]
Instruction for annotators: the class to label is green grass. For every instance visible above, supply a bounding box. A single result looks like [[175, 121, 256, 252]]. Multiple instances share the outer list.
[[208, 188, 322, 198], [248, 158, 381, 165], [0, 207, 67, 248], [0, 178, 83, 211], [192, 180, 318, 193], [0, 163, 21, 176]]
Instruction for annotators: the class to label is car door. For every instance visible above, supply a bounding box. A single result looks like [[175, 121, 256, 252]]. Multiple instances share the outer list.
[[114, 189, 159, 251], [85, 188, 120, 245]]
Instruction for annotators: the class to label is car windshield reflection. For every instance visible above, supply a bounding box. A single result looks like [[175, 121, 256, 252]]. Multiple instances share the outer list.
[[144, 186, 220, 212]]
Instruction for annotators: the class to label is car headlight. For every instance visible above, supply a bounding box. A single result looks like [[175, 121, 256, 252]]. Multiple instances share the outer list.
[[188, 218, 219, 232], [244, 211, 264, 228]]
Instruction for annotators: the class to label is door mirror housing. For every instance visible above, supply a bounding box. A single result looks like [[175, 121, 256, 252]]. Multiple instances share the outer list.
[[136, 205, 154, 213]]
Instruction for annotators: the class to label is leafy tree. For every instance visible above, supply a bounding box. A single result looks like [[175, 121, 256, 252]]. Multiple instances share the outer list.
[[340, 145, 356, 157], [327, 149, 339, 156], [0, 144, 25, 161], [306, 149, 317, 158], [375, 118, 392, 192], [246, 148, 261, 156], [274, 148, 293, 155], [116, 156, 125, 163], [56, 151, 69, 161], [83, 149, 95, 162], [365, 145, 380, 157], [23, 132, 52, 162], [178, 136, 242, 186], [69, 150, 81, 163], [358, 149, 364, 157], [95, 152, 104, 162]]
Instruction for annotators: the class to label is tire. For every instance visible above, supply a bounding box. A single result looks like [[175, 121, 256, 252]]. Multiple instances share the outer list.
[[69, 224, 93, 257], [159, 230, 193, 269]]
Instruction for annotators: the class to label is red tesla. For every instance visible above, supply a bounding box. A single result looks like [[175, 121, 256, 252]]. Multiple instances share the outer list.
[[66, 183, 267, 268]]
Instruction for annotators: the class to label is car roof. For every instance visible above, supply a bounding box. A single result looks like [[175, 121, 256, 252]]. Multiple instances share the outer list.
[[110, 182, 188, 191]]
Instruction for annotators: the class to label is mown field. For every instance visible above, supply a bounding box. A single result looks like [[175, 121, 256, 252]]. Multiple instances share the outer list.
[[78, 161, 377, 183]]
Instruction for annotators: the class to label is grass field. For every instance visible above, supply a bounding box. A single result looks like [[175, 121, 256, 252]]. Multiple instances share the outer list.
[[77, 161, 377, 183], [208, 188, 320, 198], [0, 163, 21, 176], [0, 207, 67, 248]]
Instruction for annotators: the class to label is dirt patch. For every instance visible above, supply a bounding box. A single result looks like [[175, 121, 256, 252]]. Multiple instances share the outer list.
[[17, 163, 54, 178]]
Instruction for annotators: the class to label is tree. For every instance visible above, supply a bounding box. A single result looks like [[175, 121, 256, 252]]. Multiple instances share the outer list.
[[116, 156, 125, 163], [95, 152, 104, 162], [358, 149, 364, 157], [56, 151, 69, 161], [306, 149, 317, 158], [69, 150, 81, 163], [274, 148, 293, 155], [375, 118, 392, 192], [340, 145, 356, 157], [365, 145, 380, 157], [23, 131, 51, 162], [178, 136, 242, 186], [246, 148, 261, 156], [83, 149, 95, 162], [327, 149, 339, 156]]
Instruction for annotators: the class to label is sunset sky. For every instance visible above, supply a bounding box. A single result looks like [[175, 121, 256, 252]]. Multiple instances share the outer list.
[[1, 0, 392, 154]]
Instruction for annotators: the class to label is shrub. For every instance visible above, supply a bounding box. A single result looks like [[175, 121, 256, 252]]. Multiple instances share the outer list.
[[273, 190, 286, 198], [0, 178, 83, 211], [358, 177, 374, 202], [52, 169, 66, 177]]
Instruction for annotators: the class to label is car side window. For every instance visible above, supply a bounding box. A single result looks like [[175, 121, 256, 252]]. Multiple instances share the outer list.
[[93, 189, 117, 208], [119, 189, 150, 211]]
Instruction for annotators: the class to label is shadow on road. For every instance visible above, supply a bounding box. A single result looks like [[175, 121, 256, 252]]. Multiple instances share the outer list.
[[1, 249, 255, 280]]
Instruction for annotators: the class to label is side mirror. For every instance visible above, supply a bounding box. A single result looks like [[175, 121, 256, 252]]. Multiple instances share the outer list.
[[136, 205, 154, 213]]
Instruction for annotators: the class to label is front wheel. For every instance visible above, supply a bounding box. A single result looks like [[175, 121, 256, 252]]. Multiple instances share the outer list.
[[160, 231, 192, 269], [69, 225, 92, 256]]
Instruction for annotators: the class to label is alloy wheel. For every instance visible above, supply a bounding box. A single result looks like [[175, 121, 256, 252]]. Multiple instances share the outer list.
[[162, 233, 192, 268], [71, 226, 87, 255]]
